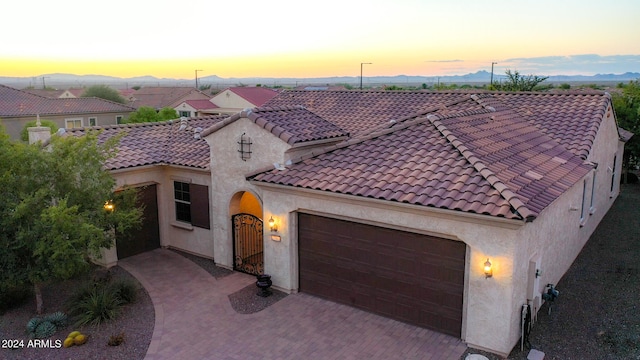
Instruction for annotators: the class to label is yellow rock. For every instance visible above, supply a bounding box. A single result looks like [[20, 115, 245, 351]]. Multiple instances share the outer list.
[[68, 331, 81, 339], [63, 337, 74, 348], [73, 334, 87, 345]]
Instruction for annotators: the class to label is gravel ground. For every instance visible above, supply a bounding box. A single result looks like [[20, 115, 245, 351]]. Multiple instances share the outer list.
[[463, 184, 640, 360], [0, 266, 154, 360]]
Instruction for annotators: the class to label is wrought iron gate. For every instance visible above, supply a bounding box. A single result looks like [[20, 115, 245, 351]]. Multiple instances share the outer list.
[[232, 213, 264, 275]]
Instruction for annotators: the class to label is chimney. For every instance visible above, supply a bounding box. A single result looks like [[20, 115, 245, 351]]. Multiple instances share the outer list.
[[27, 114, 52, 144]]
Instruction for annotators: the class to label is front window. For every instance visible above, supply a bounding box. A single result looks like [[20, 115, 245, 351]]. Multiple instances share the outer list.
[[89, 117, 97, 126], [174, 181, 191, 223], [65, 118, 82, 128], [116, 115, 124, 124], [179, 111, 191, 117]]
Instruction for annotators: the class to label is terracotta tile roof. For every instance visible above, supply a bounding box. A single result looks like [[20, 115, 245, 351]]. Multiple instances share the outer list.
[[24, 89, 66, 98], [491, 92, 611, 159], [265, 90, 614, 160], [66, 116, 224, 170], [184, 99, 218, 110], [128, 87, 209, 109], [0, 84, 135, 117], [201, 106, 349, 145], [252, 93, 598, 221], [264, 90, 470, 136], [227, 87, 279, 106]]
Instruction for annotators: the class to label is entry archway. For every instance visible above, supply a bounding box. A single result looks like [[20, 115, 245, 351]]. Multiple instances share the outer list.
[[229, 191, 264, 275]]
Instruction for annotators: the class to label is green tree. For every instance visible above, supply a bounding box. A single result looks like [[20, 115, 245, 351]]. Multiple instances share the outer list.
[[158, 107, 179, 121], [20, 119, 58, 142], [0, 126, 142, 313], [612, 79, 640, 179], [81, 85, 126, 104], [492, 70, 549, 91], [125, 107, 179, 123], [125, 106, 158, 123]]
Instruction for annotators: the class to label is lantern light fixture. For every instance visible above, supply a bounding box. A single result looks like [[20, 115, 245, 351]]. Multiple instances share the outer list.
[[484, 258, 493, 278], [268, 216, 278, 232]]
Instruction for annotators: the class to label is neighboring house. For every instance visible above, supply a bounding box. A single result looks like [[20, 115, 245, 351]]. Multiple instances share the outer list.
[[39, 90, 629, 356], [25, 88, 84, 98], [204, 86, 279, 115], [0, 84, 135, 139], [174, 99, 220, 118], [59, 88, 85, 98], [126, 86, 210, 110]]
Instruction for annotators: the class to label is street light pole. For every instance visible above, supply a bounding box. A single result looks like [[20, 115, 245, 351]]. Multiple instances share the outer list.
[[360, 62, 372, 90], [490, 62, 498, 88], [195, 69, 203, 89]]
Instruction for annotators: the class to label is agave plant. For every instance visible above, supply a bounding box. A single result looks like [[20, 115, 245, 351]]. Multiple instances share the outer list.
[[43, 311, 68, 328]]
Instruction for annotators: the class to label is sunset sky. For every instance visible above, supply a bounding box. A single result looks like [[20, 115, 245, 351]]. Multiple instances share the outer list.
[[2, 0, 639, 79]]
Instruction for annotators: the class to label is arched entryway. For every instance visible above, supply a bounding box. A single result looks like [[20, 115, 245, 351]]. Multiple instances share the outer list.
[[229, 191, 264, 275]]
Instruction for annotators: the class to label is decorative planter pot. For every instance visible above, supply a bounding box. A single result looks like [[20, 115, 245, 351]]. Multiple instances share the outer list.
[[256, 274, 272, 297]]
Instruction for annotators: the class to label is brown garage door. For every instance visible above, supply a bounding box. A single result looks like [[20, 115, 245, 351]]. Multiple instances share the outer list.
[[298, 213, 466, 337], [117, 184, 160, 259]]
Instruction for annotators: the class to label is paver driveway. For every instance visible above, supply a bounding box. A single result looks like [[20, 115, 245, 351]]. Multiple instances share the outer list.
[[119, 249, 467, 360]]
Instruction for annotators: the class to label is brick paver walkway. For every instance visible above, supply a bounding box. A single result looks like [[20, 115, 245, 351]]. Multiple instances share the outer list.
[[120, 249, 467, 360]]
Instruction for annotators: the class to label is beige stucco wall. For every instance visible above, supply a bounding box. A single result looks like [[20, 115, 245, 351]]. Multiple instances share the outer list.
[[2, 113, 129, 139], [205, 117, 292, 269], [502, 105, 623, 355], [255, 182, 524, 355], [100, 165, 214, 265], [209, 90, 256, 114]]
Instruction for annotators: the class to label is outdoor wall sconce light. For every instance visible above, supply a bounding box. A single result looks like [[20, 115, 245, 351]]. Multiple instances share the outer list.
[[535, 269, 542, 278], [268, 216, 278, 232], [104, 200, 115, 212], [484, 258, 493, 278]]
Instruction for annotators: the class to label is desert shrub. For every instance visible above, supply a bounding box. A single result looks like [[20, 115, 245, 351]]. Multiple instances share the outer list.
[[109, 278, 138, 304], [108, 332, 125, 346], [70, 288, 122, 326]]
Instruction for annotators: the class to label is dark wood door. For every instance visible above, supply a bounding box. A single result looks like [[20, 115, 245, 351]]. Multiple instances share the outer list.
[[117, 184, 160, 259], [298, 213, 466, 337]]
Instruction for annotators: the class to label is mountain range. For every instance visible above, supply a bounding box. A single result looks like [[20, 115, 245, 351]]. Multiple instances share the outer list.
[[2, 70, 639, 90]]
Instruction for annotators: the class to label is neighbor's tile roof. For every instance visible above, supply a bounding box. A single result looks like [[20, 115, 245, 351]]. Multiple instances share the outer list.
[[201, 106, 349, 145], [0, 84, 135, 117], [228, 87, 279, 106], [24, 89, 66, 98], [252, 93, 598, 221], [128, 87, 209, 109], [184, 99, 219, 110], [66, 116, 224, 170]]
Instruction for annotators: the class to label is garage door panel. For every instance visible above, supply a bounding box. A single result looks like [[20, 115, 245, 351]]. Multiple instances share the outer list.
[[298, 213, 465, 338]]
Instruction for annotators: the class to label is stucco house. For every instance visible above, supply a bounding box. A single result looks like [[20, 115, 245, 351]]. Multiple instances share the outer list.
[[0, 84, 135, 139], [53, 90, 628, 356], [126, 86, 210, 110], [202, 86, 279, 115]]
